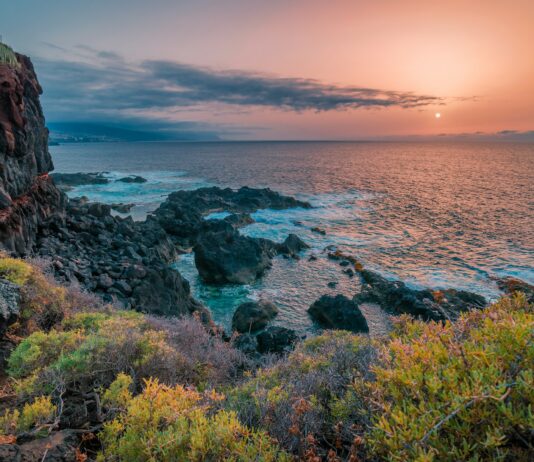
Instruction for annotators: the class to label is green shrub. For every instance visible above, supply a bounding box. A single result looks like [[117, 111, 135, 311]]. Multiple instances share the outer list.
[[102, 373, 134, 410], [226, 330, 376, 458], [0, 396, 56, 436], [97, 376, 290, 462], [0, 43, 19, 67], [7, 313, 164, 396], [7, 309, 245, 398], [7, 329, 85, 391], [61, 310, 143, 333], [368, 294, 534, 461]]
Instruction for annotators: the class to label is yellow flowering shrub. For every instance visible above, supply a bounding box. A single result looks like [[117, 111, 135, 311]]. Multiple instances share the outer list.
[[97, 377, 290, 462], [0, 257, 33, 285], [368, 294, 534, 461], [0, 396, 56, 436]]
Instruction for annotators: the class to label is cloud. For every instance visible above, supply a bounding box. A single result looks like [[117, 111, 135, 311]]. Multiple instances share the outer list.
[[34, 47, 443, 137], [144, 60, 442, 111]]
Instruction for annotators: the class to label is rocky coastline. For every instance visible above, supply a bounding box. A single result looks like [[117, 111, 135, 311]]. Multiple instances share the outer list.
[[0, 50, 513, 350], [1, 49, 533, 462]]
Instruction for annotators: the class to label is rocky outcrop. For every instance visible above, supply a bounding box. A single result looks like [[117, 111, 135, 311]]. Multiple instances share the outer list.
[[495, 276, 534, 303], [118, 175, 147, 183], [354, 269, 487, 321], [275, 234, 310, 258], [194, 226, 310, 284], [308, 294, 369, 333], [50, 172, 110, 190], [194, 227, 274, 284], [256, 326, 298, 354], [0, 278, 19, 336], [153, 186, 311, 248], [232, 300, 279, 333], [36, 197, 204, 317], [0, 52, 66, 255]]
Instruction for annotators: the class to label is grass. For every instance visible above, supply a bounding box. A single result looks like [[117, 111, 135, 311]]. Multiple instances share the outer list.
[[0, 43, 19, 67]]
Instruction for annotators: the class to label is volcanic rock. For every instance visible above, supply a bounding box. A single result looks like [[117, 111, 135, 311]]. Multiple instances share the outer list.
[[276, 233, 310, 257], [0, 53, 67, 255], [256, 326, 298, 354], [354, 269, 487, 321], [0, 430, 78, 462], [51, 172, 109, 190], [194, 228, 273, 284], [309, 294, 369, 333], [232, 300, 279, 333], [0, 278, 20, 336], [117, 175, 147, 183], [495, 276, 534, 303]]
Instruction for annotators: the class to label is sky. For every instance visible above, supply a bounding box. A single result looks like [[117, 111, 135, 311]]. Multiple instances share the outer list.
[[2, 0, 534, 140]]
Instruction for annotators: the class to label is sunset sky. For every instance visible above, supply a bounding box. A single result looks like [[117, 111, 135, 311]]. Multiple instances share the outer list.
[[3, 0, 534, 140]]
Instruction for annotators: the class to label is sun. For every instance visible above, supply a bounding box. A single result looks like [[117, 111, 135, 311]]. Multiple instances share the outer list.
[[435, 112, 441, 119]]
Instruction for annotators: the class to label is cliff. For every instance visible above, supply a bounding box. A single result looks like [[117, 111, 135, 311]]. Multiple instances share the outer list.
[[0, 51, 66, 255]]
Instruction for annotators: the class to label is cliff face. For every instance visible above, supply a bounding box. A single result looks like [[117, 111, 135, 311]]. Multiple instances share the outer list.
[[0, 52, 66, 255]]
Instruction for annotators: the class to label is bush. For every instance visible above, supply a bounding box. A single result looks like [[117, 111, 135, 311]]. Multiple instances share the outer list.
[[146, 315, 249, 388], [7, 311, 166, 396], [0, 43, 19, 67], [7, 310, 247, 398], [226, 331, 376, 459], [0, 395, 56, 436], [0, 257, 33, 285], [97, 376, 290, 462], [0, 256, 105, 334], [368, 293, 534, 461]]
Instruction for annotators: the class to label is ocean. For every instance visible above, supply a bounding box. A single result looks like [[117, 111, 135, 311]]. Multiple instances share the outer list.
[[51, 141, 534, 333]]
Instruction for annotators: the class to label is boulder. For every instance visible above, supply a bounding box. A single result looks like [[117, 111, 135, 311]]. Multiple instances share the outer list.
[[232, 300, 279, 333], [311, 226, 326, 235], [495, 276, 534, 303], [0, 278, 20, 336], [308, 294, 369, 333], [276, 234, 310, 257], [117, 175, 147, 184], [256, 326, 298, 354], [87, 202, 111, 218], [110, 203, 135, 213], [131, 266, 205, 317], [194, 229, 272, 284], [51, 172, 109, 189], [233, 333, 258, 356]]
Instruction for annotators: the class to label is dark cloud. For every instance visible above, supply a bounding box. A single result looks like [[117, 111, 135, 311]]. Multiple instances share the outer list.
[[34, 48, 443, 134], [144, 60, 442, 111]]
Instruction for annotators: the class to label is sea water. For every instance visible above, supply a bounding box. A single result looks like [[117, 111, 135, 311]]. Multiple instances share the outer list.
[[51, 141, 534, 333]]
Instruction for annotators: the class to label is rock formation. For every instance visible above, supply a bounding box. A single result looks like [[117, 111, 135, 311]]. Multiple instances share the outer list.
[[232, 300, 279, 333], [0, 278, 20, 336], [353, 269, 487, 321], [0, 52, 66, 255], [308, 294, 369, 333]]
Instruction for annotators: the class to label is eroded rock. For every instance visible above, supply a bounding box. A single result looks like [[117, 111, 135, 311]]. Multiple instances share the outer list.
[[256, 326, 298, 354], [232, 300, 279, 333], [308, 294, 369, 333], [0, 278, 20, 336]]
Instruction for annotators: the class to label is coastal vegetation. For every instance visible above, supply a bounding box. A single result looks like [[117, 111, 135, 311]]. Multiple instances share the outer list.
[[0, 43, 19, 67], [0, 256, 532, 460]]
